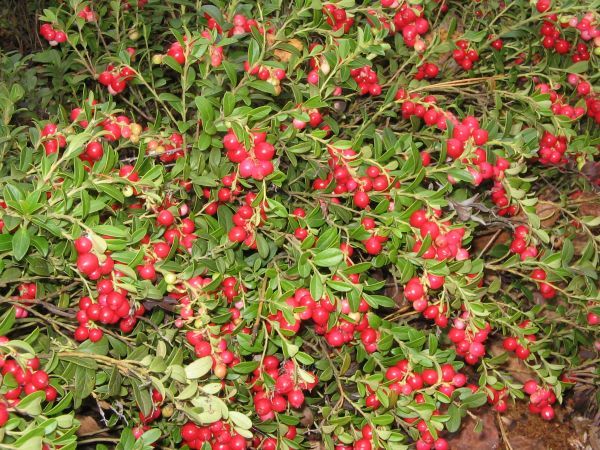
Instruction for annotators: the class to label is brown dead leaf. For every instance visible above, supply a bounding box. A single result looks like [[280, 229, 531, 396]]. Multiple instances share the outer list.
[[537, 201, 560, 228], [270, 36, 304, 63], [489, 342, 535, 383], [425, 13, 464, 66], [472, 229, 511, 254], [572, 233, 590, 255], [75, 415, 104, 436], [577, 191, 600, 217], [300, 406, 314, 427]]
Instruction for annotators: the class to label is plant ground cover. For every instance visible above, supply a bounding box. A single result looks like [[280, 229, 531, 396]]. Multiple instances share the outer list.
[[0, 0, 599, 449]]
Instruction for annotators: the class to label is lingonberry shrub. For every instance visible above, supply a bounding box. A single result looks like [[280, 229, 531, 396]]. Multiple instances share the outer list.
[[0, 0, 598, 449]]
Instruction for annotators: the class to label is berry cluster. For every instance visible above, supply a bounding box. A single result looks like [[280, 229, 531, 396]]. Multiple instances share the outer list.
[[508, 225, 539, 261], [226, 193, 265, 248], [41, 123, 66, 156], [201, 31, 224, 67], [523, 379, 557, 421], [585, 95, 600, 124], [569, 12, 600, 45], [350, 66, 382, 96], [409, 209, 470, 261], [537, 131, 569, 165], [138, 389, 164, 424], [13, 283, 37, 318], [0, 338, 57, 415], [99, 115, 134, 142], [39, 23, 66, 46], [74, 289, 140, 342], [487, 385, 509, 412], [392, 4, 429, 51], [228, 13, 260, 36], [360, 217, 389, 256], [415, 62, 440, 80], [402, 275, 448, 327], [531, 268, 557, 300], [452, 40, 479, 70], [251, 356, 318, 419], [77, 5, 97, 22], [291, 106, 324, 130], [244, 62, 286, 94], [98, 64, 135, 95], [154, 206, 198, 252], [448, 316, 491, 365], [223, 131, 275, 181], [200, 174, 240, 215], [323, 4, 354, 33], [73, 235, 141, 340], [536, 82, 586, 120], [539, 11, 598, 62], [394, 91, 454, 130], [384, 362, 465, 449], [186, 330, 240, 380], [314, 145, 395, 208], [490, 180, 518, 216], [502, 321, 537, 361], [146, 132, 186, 163], [181, 421, 249, 450], [540, 20, 572, 55], [445, 117, 489, 162], [567, 74, 592, 97], [352, 165, 392, 209]]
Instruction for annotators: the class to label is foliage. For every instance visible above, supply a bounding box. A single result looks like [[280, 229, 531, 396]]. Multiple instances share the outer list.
[[0, 0, 599, 449]]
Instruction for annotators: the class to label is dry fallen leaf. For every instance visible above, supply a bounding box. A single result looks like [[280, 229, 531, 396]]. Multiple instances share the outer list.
[[272, 37, 304, 62], [75, 415, 104, 436]]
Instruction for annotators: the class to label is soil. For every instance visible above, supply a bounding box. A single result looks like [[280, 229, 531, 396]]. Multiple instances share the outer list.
[[446, 400, 600, 450]]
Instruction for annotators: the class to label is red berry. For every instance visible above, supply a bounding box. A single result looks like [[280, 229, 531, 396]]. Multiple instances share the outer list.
[[157, 210, 174, 227], [540, 405, 555, 421], [74, 237, 92, 253], [364, 236, 382, 255], [229, 226, 247, 243]]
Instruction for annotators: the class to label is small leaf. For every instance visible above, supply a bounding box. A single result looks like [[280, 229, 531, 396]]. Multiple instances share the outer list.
[[12, 226, 30, 261], [229, 411, 253, 430], [232, 361, 259, 374], [184, 356, 213, 379], [313, 248, 344, 267]]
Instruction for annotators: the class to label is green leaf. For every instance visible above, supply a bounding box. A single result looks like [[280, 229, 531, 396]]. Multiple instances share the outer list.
[[12, 226, 30, 261], [16, 391, 46, 415], [0, 308, 16, 335], [141, 428, 162, 444], [132, 383, 153, 417], [229, 411, 253, 430], [195, 97, 215, 128], [461, 392, 488, 408], [446, 404, 462, 432], [313, 248, 344, 267], [223, 92, 235, 117], [184, 356, 213, 379], [232, 361, 259, 374], [567, 61, 588, 74]]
